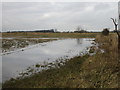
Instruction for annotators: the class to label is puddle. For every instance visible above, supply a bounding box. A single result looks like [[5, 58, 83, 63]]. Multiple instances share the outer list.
[[2, 38, 94, 82], [1, 38, 57, 54]]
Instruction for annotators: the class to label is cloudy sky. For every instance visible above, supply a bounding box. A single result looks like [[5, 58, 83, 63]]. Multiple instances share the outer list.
[[2, 2, 118, 32]]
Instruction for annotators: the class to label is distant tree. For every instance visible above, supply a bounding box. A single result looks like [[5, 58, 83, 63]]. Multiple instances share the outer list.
[[76, 26, 81, 31], [76, 26, 84, 31], [102, 28, 109, 36], [54, 29, 57, 32], [75, 26, 87, 33]]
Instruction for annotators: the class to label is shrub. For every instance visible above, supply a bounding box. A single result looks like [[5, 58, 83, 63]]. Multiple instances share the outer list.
[[102, 28, 109, 36]]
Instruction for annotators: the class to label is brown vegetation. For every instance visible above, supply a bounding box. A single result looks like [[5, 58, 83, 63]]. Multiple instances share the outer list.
[[2, 32, 98, 38], [3, 33, 119, 88]]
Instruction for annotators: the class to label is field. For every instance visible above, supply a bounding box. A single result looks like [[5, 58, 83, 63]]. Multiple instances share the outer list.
[[2, 32, 119, 88], [2, 32, 99, 38]]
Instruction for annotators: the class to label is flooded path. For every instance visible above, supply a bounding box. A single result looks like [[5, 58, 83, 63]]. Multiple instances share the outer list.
[[2, 38, 94, 82]]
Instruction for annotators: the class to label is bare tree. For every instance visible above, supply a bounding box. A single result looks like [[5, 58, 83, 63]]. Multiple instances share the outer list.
[[76, 26, 82, 31], [111, 18, 120, 49], [75, 26, 87, 33]]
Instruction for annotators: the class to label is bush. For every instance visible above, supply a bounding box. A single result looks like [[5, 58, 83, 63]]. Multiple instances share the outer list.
[[102, 28, 109, 36]]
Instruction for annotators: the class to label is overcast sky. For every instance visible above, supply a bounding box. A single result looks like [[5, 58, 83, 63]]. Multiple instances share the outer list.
[[2, 2, 118, 32]]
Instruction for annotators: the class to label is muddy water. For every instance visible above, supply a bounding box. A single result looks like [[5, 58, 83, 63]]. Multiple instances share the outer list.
[[2, 38, 94, 82]]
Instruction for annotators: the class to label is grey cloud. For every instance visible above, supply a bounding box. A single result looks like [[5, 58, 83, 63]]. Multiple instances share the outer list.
[[0, 2, 2, 31], [2, 2, 118, 32]]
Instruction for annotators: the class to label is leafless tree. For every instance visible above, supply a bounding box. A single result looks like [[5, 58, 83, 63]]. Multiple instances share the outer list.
[[76, 26, 82, 31], [75, 26, 87, 33], [111, 18, 120, 49]]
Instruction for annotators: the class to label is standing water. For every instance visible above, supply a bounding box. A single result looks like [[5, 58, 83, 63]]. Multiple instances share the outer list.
[[2, 38, 94, 82]]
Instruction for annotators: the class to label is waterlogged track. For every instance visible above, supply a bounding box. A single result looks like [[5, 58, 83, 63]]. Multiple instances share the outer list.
[[2, 38, 94, 82]]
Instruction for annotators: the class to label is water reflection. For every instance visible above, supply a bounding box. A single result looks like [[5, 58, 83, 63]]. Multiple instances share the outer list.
[[2, 38, 94, 82], [76, 38, 83, 45]]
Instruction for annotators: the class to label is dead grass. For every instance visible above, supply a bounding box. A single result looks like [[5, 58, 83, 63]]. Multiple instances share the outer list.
[[81, 33, 118, 88], [2, 32, 99, 38], [3, 33, 119, 88]]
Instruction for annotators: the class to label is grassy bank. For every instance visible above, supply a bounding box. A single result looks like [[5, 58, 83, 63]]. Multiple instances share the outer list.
[[3, 55, 90, 88], [3, 33, 119, 88], [2, 32, 99, 38]]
